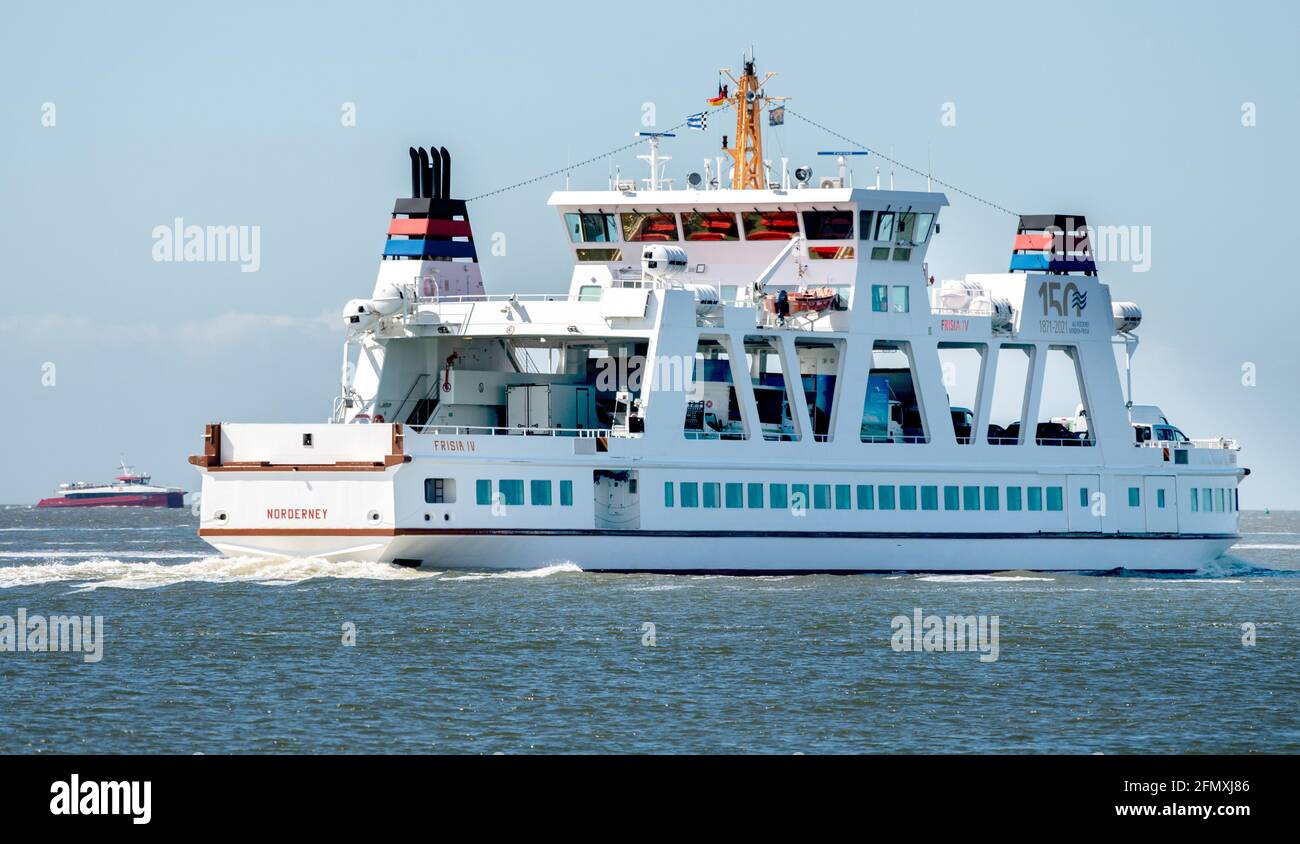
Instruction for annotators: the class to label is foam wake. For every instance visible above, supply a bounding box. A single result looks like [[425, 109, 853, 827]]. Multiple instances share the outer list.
[[440, 562, 583, 581], [0, 556, 441, 590]]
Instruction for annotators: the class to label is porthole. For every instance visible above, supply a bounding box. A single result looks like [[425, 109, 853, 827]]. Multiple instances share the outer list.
[[367, 510, 381, 522]]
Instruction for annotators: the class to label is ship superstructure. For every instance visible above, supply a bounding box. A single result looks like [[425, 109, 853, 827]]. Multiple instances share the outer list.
[[190, 59, 1245, 572]]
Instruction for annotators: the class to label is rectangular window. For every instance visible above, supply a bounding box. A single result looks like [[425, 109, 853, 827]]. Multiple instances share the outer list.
[[681, 211, 739, 241], [859, 210, 875, 240], [872, 285, 889, 312], [891, 247, 912, 262], [703, 482, 721, 509], [621, 211, 679, 241], [835, 484, 853, 510], [879, 485, 896, 510], [725, 483, 744, 509], [575, 248, 622, 263], [1007, 487, 1023, 511], [963, 486, 980, 511], [664, 481, 674, 507], [747, 482, 764, 509], [1028, 487, 1043, 511], [984, 486, 1000, 511], [814, 485, 832, 510], [424, 478, 455, 504], [681, 482, 699, 508], [499, 480, 524, 507], [1157, 488, 1166, 509], [801, 210, 854, 240], [1128, 487, 1141, 507], [565, 211, 620, 243], [530, 480, 552, 506], [874, 211, 895, 241], [1202, 488, 1212, 512], [900, 486, 917, 511], [944, 485, 960, 511], [1216, 488, 1225, 512], [560, 480, 573, 507], [921, 486, 939, 511], [1046, 486, 1064, 511], [870, 246, 891, 260], [475, 479, 491, 506], [792, 484, 810, 509], [1191, 487, 1198, 513], [857, 485, 875, 510], [769, 483, 789, 510], [742, 210, 799, 241], [890, 285, 910, 313], [1079, 487, 1089, 508]]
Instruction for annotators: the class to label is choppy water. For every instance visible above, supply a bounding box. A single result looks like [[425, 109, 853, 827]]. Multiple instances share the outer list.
[[1, 505, 1296, 753]]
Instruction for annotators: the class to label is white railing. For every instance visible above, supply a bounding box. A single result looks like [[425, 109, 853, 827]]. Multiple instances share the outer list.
[[410, 424, 613, 438]]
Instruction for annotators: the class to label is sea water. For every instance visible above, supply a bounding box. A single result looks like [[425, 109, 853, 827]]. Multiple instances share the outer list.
[[0, 505, 1296, 753]]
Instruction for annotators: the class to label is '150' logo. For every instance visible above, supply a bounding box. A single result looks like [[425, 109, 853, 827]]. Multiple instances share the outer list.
[[1038, 281, 1086, 317]]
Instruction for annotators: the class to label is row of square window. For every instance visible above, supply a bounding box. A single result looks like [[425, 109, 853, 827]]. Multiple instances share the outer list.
[[472, 479, 574, 507], [665, 482, 1069, 512], [1190, 486, 1237, 513], [662, 482, 1234, 512]]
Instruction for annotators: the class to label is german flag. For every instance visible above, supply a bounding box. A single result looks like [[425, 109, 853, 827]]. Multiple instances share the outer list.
[[707, 83, 728, 106]]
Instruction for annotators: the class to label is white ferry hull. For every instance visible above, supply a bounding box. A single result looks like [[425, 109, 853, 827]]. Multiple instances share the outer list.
[[203, 531, 1235, 573]]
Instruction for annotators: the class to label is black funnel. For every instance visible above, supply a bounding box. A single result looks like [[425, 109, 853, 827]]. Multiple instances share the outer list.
[[429, 145, 442, 200], [440, 146, 452, 199], [408, 147, 420, 198], [417, 147, 432, 198]]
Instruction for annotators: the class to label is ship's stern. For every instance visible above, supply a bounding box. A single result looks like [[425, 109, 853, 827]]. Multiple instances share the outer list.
[[190, 422, 409, 561]]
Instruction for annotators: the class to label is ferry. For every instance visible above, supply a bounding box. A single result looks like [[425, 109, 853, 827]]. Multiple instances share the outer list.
[[39, 460, 186, 509], [190, 58, 1246, 572]]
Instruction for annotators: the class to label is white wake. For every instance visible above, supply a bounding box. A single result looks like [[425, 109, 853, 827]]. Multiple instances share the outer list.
[[0, 556, 442, 590]]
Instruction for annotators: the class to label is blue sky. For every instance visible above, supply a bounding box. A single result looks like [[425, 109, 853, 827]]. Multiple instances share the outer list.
[[1, 0, 1297, 505]]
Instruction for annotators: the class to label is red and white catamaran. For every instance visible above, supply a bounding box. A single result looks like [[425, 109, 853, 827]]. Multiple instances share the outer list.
[[37, 460, 186, 509]]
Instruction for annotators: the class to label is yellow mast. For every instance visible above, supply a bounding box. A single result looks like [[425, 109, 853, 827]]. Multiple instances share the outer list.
[[721, 55, 786, 190]]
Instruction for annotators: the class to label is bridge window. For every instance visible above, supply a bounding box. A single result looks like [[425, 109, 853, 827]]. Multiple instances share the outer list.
[[742, 210, 799, 241], [873, 211, 895, 241], [801, 210, 854, 239], [898, 212, 934, 245], [859, 210, 874, 240], [682, 211, 739, 241], [621, 211, 679, 242], [899, 211, 930, 245], [565, 212, 619, 243], [576, 248, 621, 263]]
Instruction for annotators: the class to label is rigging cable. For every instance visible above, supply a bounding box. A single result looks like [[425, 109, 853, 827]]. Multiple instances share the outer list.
[[465, 103, 1018, 219], [785, 109, 1017, 217]]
